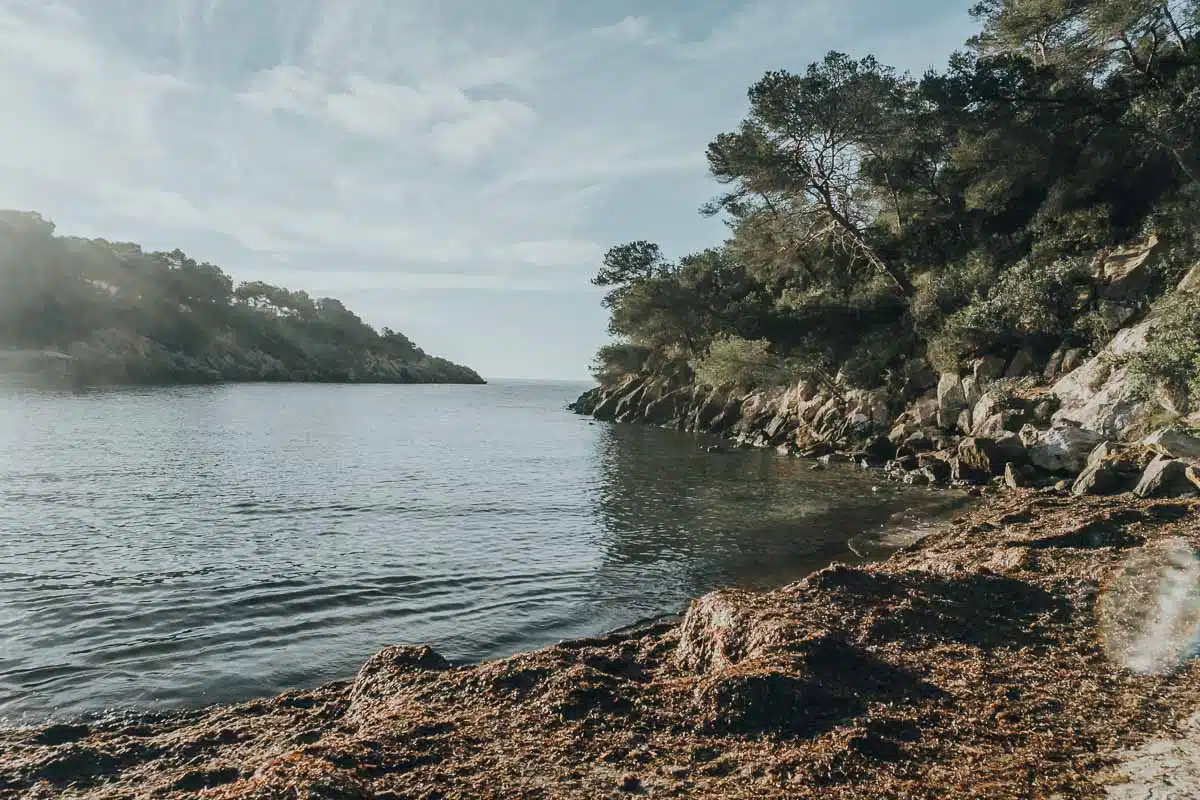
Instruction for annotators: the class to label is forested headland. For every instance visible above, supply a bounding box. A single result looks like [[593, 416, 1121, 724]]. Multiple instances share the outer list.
[[587, 0, 1199, 408], [0, 211, 484, 386]]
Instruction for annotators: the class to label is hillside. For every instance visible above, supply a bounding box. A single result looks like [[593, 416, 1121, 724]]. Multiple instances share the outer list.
[[582, 1, 1199, 432], [0, 211, 484, 387]]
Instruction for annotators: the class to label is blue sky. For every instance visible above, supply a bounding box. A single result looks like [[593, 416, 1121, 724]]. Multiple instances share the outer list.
[[0, 0, 978, 380]]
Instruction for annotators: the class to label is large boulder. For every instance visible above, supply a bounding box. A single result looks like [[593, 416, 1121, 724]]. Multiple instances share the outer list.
[[1133, 456, 1200, 499], [1070, 442, 1149, 496], [1023, 423, 1105, 473], [1143, 428, 1200, 461], [1097, 234, 1160, 301], [1004, 349, 1036, 379], [971, 355, 1007, 383], [936, 373, 967, 430], [956, 437, 1007, 477], [1050, 319, 1155, 436]]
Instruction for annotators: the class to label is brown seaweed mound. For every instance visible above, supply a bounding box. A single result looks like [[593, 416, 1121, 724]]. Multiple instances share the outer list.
[[2, 493, 1199, 798]]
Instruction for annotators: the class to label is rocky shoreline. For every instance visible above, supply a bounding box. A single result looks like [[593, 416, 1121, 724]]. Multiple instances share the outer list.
[[2, 491, 1198, 798], [569, 260, 1200, 505]]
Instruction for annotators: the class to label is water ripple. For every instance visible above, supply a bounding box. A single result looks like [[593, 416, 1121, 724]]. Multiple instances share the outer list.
[[0, 381, 970, 724]]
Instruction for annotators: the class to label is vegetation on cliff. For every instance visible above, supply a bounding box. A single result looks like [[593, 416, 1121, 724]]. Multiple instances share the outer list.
[[589, 1, 1200, 404], [0, 211, 484, 386]]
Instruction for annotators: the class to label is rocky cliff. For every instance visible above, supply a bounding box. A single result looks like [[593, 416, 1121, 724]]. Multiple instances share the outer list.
[[571, 248, 1200, 503]]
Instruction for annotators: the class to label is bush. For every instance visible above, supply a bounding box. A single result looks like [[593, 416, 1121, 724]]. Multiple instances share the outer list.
[[1127, 291, 1200, 409], [691, 335, 794, 390], [926, 257, 1094, 371], [590, 343, 652, 386]]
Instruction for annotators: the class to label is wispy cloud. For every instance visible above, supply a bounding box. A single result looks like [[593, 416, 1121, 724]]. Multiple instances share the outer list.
[[0, 0, 979, 377]]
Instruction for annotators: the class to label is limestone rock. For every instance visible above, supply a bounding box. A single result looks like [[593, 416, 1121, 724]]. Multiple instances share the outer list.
[[1143, 428, 1200, 461], [1024, 424, 1105, 473], [1050, 317, 1155, 436], [971, 355, 1006, 383], [936, 373, 966, 430], [1133, 456, 1200, 499]]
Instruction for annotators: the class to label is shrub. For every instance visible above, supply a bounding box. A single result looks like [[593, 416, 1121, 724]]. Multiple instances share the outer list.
[[590, 343, 651, 386], [691, 335, 794, 390], [926, 256, 1094, 371], [1128, 291, 1200, 409]]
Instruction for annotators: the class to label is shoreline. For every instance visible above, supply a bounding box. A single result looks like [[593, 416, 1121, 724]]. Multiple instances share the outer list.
[[4, 491, 1197, 798]]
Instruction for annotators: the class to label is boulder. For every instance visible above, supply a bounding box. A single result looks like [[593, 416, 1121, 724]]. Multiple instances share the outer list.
[[1004, 462, 1039, 489], [957, 437, 1007, 477], [1004, 348, 1036, 379], [1024, 424, 1105, 473], [936, 373, 966, 430], [899, 357, 937, 397], [1098, 234, 1160, 301], [1070, 444, 1145, 496], [1051, 324, 1152, 436], [1043, 346, 1068, 382], [1133, 456, 1200, 499], [1143, 428, 1200, 461], [1060, 348, 1086, 375], [860, 435, 896, 465], [971, 390, 1005, 434], [912, 396, 940, 427], [971, 355, 1007, 383]]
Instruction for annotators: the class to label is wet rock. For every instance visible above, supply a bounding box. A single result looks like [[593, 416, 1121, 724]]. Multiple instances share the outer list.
[[861, 435, 896, 465], [1133, 456, 1200, 499], [819, 453, 852, 464]]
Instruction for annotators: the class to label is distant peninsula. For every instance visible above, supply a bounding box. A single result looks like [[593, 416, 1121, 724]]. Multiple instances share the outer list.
[[0, 211, 484, 387]]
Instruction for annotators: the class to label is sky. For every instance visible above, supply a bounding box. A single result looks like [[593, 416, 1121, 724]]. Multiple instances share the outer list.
[[0, 0, 979, 381]]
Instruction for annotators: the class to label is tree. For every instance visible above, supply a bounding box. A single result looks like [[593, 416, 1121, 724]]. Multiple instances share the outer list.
[[705, 52, 917, 296]]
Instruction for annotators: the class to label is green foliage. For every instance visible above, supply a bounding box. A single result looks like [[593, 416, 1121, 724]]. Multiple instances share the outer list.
[[690, 335, 794, 390], [1128, 290, 1200, 403], [586, 9, 1199, 395], [928, 257, 1096, 371], [0, 212, 483, 386]]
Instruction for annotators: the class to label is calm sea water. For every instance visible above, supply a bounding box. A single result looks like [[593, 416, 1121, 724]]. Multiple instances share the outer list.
[[0, 381, 969, 724]]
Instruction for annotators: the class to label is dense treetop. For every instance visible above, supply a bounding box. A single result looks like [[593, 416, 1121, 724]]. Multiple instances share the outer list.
[[591, 0, 1200, 398], [0, 212, 484, 386]]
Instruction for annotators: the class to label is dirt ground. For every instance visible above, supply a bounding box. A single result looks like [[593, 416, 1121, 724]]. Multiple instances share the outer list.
[[2, 491, 1199, 799]]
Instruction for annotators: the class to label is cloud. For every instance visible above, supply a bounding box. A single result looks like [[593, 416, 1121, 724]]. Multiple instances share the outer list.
[[0, 0, 981, 376], [593, 15, 658, 44]]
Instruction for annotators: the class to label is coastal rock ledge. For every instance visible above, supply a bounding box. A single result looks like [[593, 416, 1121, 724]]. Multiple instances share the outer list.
[[3, 493, 1199, 798]]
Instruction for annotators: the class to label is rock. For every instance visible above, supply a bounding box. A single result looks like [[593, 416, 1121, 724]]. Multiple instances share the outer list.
[[1071, 454, 1141, 496], [957, 437, 1006, 477], [1004, 348, 1035, 379], [993, 432, 1030, 465], [903, 470, 931, 486], [1143, 428, 1200, 461], [919, 457, 952, 486], [971, 391, 1004, 434], [1099, 234, 1160, 301], [349, 645, 451, 716], [912, 397, 940, 427], [950, 457, 987, 485], [899, 357, 937, 397], [937, 373, 966, 430], [1043, 346, 1068, 382], [971, 355, 1007, 383], [961, 376, 983, 410], [1133, 456, 1200, 499], [1031, 399, 1058, 426], [1051, 319, 1155, 436], [1188, 465, 1200, 492], [956, 408, 973, 435], [861, 435, 896, 465], [1025, 424, 1105, 473], [886, 455, 919, 473], [819, 453, 851, 464], [1004, 462, 1038, 489], [1060, 348, 1086, 374], [888, 422, 917, 445]]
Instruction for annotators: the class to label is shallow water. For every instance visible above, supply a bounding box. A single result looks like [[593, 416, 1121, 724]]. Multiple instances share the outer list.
[[0, 380, 969, 723]]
